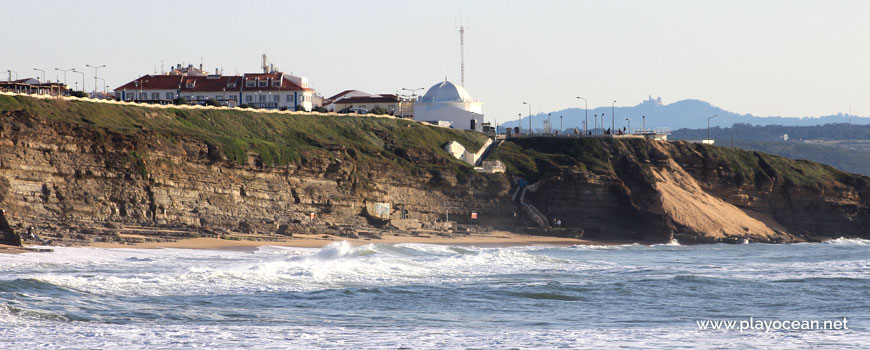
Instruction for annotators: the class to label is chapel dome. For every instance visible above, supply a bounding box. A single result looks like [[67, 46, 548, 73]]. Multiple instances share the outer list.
[[419, 80, 473, 103]]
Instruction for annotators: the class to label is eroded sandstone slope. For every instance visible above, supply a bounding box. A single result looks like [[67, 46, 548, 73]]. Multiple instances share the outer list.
[[2, 95, 869, 244]]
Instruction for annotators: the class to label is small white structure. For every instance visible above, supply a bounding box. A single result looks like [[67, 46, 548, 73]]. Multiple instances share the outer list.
[[443, 139, 493, 165], [414, 79, 483, 131]]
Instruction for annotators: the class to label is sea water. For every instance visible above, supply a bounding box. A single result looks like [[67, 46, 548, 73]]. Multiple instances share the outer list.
[[0, 239, 867, 349]]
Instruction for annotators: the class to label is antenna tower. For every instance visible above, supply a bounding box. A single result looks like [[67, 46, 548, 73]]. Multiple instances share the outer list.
[[261, 54, 269, 73], [457, 12, 469, 87]]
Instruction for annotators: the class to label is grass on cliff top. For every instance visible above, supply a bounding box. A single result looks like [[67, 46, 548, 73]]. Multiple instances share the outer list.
[[671, 141, 870, 191], [0, 95, 488, 170], [492, 136, 870, 193], [491, 137, 617, 182]]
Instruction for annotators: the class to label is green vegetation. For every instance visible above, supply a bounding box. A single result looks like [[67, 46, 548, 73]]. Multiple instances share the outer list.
[[492, 136, 867, 193], [370, 107, 389, 115], [0, 95, 487, 173], [672, 122, 870, 142], [671, 141, 869, 191], [492, 138, 618, 182]]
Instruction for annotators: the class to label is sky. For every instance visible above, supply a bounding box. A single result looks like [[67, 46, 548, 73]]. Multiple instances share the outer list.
[[2, 0, 868, 121]]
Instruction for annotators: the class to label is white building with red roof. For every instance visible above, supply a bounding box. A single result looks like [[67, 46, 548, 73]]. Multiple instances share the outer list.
[[114, 70, 315, 111]]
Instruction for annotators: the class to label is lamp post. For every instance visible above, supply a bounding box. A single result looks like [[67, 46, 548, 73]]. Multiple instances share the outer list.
[[560, 115, 563, 133], [523, 101, 532, 135], [707, 115, 718, 140], [594, 114, 598, 134], [85, 64, 106, 96], [547, 113, 551, 134], [576, 96, 587, 135], [612, 100, 616, 135], [642, 115, 646, 130], [96, 77, 107, 94], [55, 68, 74, 85], [517, 113, 522, 135], [32, 68, 45, 83], [72, 69, 86, 93], [625, 118, 630, 134]]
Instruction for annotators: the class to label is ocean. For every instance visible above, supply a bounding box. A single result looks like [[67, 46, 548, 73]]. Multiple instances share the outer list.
[[1, 239, 867, 349]]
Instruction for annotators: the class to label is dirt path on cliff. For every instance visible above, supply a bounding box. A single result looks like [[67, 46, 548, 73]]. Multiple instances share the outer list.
[[652, 159, 779, 240]]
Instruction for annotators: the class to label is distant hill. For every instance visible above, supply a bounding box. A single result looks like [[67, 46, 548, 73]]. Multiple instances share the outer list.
[[498, 96, 867, 131]]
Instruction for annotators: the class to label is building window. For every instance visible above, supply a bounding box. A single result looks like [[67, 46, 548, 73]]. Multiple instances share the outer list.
[[259, 95, 266, 102], [227, 82, 236, 88], [126, 94, 134, 101], [272, 95, 279, 102], [197, 96, 205, 101], [229, 95, 237, 101], [258, 81, 267, 87], [245, 95, 253, 102], [286, 95, 293, 102], [272, 80, 280, 87], [216, 95, 224, 101], [166, 92, 174, 99], [186, 82, 194, 88], [246, 81, 255, 87], [152, 92, 159, 100]]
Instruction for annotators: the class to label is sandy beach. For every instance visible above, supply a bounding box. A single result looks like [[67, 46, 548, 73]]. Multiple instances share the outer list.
[[68, 231, 608, 251]]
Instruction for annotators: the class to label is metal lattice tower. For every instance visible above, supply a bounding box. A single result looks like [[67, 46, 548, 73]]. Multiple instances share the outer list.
[[457, 13, 468, 87], [459, 24, 465, 87]]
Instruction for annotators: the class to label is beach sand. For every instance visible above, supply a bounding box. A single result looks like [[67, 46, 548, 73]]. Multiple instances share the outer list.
[[77, 231, 607, 251]]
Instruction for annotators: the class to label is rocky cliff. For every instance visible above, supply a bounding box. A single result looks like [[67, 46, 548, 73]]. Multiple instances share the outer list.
[[1, 95, 868, 245], [494, 137, 870, 243]]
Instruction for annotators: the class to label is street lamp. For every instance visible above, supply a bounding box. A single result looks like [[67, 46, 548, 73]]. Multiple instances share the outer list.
[[594, 114, 598, 134], [96, 77, 107, 94], [86, 64, 106, 96], [32, 68, 45, 83], [642, 115, 646, 130], [55, 68, 74, 85], [576, 96, 588, 135], [707, 115, 718, 140], [625, 118, 630, 134], [523, 101, 532, 135], [547, 113, 551, 133], [72, 69, 86, 93], [612, 100, 616, 135], [517, 113, 522, 135], [560, 115, 563, 133]]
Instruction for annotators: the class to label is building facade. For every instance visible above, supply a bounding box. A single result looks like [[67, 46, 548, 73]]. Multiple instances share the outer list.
[[114, 72, 314, 110], [413, 80, 483, 131]]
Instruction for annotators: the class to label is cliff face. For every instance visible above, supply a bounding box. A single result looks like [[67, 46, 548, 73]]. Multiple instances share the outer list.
[[495, 138, 870, 243], [2, 95, 868, 245], [0, 96, 517, 244]]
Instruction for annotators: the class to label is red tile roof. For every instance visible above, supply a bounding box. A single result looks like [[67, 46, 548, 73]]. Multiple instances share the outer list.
[[115, 73, 313, 93], [181, 76, 243, 92], [115, 75, 182, 91]]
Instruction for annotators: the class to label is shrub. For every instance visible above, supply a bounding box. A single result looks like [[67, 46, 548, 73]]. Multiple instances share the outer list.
[[172, 96, 188, 105], [295, 105, 307, 112], [69, 90, 88, 98], [370, 107, 389, 115], [312, 106, 328, 113], [204, 98, 221, 107]]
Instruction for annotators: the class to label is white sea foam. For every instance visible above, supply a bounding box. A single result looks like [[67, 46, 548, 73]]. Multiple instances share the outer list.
[[822, 237, 870, 246], [0, 242, 589, 297]]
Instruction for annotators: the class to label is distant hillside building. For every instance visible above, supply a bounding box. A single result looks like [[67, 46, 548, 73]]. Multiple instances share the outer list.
[[323, 90, 372, 111], [331, 93, 413, 117], [114, 71, 314, 110], [413, 79, 483, 131]]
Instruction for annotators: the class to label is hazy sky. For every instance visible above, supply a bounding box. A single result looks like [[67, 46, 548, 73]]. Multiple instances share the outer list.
[[2, 0, 867, 120]]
